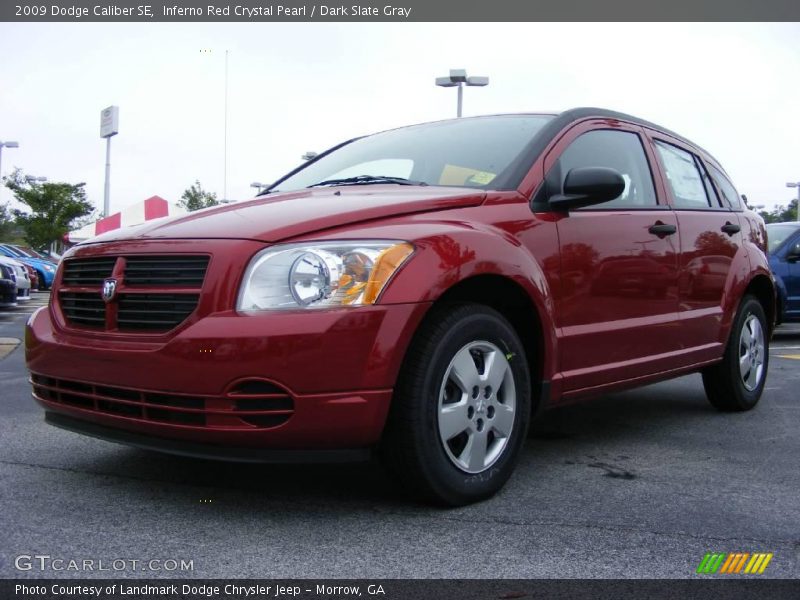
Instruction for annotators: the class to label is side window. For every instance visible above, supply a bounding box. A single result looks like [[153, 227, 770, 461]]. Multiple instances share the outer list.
[[654, 141, 712, 209], [555, 130, 657, 209], [707, 163, 742, 210]]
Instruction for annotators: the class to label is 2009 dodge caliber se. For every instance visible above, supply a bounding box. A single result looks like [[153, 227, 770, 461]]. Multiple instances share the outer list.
[[27, 108, 775, 505]]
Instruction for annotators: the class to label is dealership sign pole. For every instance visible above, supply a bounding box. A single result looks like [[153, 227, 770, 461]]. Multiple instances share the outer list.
[[100, 106, 119, 217]]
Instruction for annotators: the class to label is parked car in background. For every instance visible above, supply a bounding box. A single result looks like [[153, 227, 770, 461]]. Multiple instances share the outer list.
[[0, 244, 56, 290], [22, 263, 39, 291], [12, 244, 59, 265], [0, 256, 31, 302], [0, 262, 18, 308], [26, 108, 774, 505], [766, 222, 800, 323]]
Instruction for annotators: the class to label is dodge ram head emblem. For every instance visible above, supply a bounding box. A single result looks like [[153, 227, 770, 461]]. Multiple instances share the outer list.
[[101, 278, 117, 302]]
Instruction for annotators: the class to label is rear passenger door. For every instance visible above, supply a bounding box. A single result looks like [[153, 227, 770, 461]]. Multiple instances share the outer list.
[[650, 138, 742, 349]]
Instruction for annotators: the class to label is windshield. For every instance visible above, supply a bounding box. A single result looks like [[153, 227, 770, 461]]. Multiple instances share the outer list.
[[269, 115, 553, 193], [766, 223, 800, 254]]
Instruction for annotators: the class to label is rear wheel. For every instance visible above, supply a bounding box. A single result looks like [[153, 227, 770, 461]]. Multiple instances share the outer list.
[[702, 295, 769, 412], [381, 304, 531, 506]]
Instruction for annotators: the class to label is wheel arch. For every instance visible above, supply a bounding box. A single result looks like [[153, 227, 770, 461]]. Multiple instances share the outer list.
[[743, 273, 777, 335], [404, 273, 553, 416]]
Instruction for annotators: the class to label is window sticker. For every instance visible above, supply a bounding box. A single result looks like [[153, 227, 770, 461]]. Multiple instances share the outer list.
[[439, 164, 496, 186]]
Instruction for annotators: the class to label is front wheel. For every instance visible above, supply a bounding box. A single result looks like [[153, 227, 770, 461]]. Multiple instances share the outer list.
[[702, 295, 769, 412], [381, 304, 531, 506]]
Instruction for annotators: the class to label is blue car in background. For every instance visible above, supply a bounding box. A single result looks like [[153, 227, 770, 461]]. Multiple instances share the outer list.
[[766, 222, 800, 324], [0, 244, 57, 290]]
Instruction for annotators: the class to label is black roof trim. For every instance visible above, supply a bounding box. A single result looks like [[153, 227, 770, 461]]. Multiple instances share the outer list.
[[497, 107, 722, 190], [557, 107, 720, 165]]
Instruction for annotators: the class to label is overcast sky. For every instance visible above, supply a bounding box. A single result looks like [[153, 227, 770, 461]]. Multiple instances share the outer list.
[[1, 22, 798, 216]]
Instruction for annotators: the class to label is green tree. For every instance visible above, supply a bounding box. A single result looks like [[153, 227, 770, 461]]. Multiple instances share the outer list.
[[4, 170, 95, 249], [179, 180, 218, 212], [0, 202, 21, 241], [758, 199, 798, 224]]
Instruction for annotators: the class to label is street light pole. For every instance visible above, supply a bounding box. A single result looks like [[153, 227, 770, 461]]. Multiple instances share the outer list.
[[224, 49, 229, 202], [99, 106, 119, 217], [435, 69, 489, 118], [250, 182, 264, 194], [104, 136, 112, 216], [787, 182, 800, 222], [0, 140, 20, 180]]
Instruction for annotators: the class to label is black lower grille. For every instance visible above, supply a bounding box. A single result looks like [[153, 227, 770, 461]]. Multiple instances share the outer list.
[[117, 294, 200, 331], [31, 375, 295, 430]]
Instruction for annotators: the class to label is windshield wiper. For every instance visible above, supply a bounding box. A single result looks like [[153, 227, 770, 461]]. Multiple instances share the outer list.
[[307, 175, 427, 188]]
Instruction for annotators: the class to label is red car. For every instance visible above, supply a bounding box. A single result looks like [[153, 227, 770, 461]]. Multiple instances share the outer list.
[[26, 108, 774, 505]]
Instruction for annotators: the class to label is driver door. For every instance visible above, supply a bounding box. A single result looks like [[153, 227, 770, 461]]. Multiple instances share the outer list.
[[544, 122, 681, 393]]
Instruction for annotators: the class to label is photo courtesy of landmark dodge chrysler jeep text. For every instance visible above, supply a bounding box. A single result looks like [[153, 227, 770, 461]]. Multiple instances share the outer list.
[[26, 108, 775, 505]]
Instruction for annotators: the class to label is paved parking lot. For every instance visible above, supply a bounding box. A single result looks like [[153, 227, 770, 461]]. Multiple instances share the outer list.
[[1, 297, 798, 579]]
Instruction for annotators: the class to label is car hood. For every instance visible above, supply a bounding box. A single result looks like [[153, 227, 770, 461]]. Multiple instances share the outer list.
[[82, 186, 486, 244]]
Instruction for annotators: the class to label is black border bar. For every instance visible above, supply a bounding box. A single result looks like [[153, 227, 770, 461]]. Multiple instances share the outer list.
[[3, 0, 800, 22], [4, 579, 800, 600]]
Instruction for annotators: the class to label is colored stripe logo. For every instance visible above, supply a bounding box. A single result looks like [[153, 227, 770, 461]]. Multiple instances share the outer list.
[[697, 552, 773, 574]]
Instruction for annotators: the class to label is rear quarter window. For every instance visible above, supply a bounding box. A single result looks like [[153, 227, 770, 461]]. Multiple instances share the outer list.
[[708, 164, 743, 210]]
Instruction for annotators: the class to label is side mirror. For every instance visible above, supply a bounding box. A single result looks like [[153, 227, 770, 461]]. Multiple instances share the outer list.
[[549, 167, 626, 212], [787, 243, 800, 263]]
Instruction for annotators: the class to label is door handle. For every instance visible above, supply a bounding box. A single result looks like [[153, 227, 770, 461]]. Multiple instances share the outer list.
[[721, 222, 741, 236], [648, 222, 677, 237]]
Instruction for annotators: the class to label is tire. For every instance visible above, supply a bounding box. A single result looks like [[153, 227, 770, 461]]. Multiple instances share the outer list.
[[702, 295, 769, 412], [381, 304, 531, 506]]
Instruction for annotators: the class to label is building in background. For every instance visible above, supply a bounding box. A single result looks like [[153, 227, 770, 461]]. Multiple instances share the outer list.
[[65, 195, 180, 244]]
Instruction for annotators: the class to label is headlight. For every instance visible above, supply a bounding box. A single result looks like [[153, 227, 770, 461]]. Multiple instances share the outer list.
[[237, 240, 414, 311]]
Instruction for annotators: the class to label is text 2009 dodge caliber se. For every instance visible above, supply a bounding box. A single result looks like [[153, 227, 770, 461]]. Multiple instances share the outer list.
[[27, 108, 775, 505]]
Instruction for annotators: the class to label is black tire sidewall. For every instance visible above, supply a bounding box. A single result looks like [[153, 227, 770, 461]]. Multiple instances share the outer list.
[[726, 296, 769, 408], [411, 307, 531, 504]]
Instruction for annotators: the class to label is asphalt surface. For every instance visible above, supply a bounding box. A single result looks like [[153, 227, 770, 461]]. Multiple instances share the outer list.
[[1, 294, 798, 579]]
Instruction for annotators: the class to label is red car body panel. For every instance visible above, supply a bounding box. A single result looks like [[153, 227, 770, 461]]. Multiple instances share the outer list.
[[26, 109, 775, 457]]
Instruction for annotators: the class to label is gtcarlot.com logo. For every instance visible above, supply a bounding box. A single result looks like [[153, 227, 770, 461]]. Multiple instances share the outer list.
[[14, 554, 194, 572], [696, 552, 773, 575]]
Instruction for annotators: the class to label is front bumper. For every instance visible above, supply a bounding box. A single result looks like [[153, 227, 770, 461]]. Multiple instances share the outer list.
[[27, 301, 429, 451]]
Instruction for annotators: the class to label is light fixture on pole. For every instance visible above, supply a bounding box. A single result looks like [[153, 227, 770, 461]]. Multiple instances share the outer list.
[[787, 181, 800, 222], [99, 106, 119, 217], [0, 140, 20, 180], [435, 69, 489, 118], [25, 175, 47, 184]]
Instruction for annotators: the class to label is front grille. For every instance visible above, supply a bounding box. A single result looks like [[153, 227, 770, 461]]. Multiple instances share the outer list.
[[31, 375, 295, 430], [117, 293, 200, 331], [62, 257, 116, 285], [124, 256, 210, 286], [58, 255, 209, 333], [60, 292, 106, 328]]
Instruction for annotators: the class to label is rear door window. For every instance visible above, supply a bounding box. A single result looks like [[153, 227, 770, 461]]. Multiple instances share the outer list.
[[654, 141, 715, 209]]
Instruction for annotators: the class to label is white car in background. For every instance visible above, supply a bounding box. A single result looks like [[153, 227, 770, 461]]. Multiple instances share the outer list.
[[0, 256, 31, 302]]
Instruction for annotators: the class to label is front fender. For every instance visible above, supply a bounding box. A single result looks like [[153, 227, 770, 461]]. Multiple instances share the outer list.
[[379, 220, 560, 381]]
